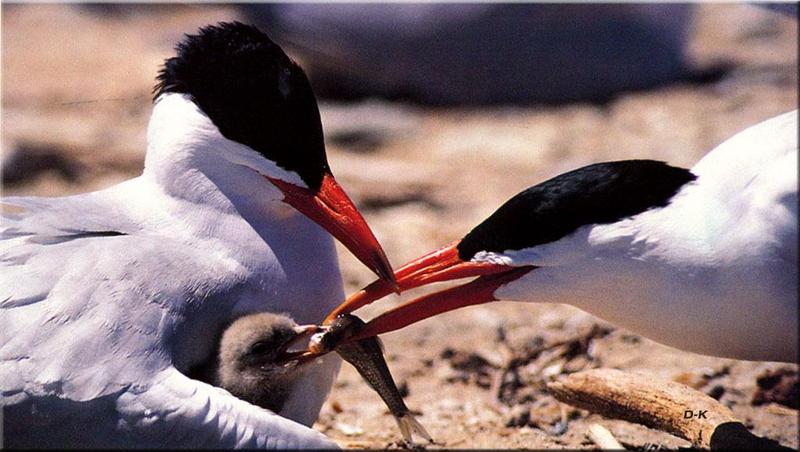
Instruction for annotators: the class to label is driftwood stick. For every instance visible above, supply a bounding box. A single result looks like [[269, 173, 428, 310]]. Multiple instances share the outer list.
[[547, 368, 791, 450]]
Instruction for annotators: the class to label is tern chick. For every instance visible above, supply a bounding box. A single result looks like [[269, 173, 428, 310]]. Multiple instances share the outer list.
[[193, 313, 319, 414]]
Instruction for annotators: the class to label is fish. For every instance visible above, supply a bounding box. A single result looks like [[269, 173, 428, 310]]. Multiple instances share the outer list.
[[310, 314, 433, 445]]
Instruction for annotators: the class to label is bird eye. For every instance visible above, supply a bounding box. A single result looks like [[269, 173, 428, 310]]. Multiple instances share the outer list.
[[249, 340, 271, 355]]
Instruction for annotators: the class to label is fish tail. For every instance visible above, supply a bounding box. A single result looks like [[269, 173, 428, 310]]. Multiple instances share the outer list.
[[395, 412, 433, 444]]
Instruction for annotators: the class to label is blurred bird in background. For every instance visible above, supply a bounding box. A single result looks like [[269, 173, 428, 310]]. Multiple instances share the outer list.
[[246, 4, 703, 104]]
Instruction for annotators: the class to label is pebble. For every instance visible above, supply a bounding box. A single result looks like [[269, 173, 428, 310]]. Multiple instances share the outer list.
[[336, 422, 365, 436]]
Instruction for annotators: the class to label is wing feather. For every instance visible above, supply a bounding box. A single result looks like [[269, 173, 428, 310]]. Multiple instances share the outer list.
[[1, 178, 341, 447], [122, 368, 336, 448]]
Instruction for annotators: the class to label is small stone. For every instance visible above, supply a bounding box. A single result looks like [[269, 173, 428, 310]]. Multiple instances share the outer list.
[[528, 398, 563, 428], [504, 404, 531, 427], [673, 371, 709, 389], [542, 361, 564, 379], [752, 367, 799, 409], [563, 355, 590, 373], [707, 385, 725, 400], [549, 420, 568, 436], [336, 422, 364, 436]]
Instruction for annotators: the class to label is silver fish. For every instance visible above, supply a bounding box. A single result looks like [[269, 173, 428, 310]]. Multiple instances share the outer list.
[[311, 314, 432, 445]]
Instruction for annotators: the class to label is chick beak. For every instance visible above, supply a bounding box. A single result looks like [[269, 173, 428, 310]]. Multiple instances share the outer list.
[[276, 324, 323, 365]]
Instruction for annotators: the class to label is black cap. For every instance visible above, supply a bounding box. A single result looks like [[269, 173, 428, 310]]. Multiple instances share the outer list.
[[458, 160, 697, 260], [155, 22, 330, 190]]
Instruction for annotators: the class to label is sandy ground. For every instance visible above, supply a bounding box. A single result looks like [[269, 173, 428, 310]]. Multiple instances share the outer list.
[[2, 4, 798, 449]]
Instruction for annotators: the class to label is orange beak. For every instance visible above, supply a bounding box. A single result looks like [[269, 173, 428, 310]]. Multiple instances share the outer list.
[[323, 241, 505, 323], [323, 241, 535, 338], [267, 172, 397, 288], [352, 266, 533, 340]]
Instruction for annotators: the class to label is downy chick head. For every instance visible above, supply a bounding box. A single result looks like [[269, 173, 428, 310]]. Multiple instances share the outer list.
[[217, 312, 319, 413]]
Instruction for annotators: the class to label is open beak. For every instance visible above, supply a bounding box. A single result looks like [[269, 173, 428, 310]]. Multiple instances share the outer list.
[[323, 241, 535, 339], [276, 324, 324, 365], [352, 266, 534, 340], [324, 241, 510, 323], [267, 172, 397, 288]]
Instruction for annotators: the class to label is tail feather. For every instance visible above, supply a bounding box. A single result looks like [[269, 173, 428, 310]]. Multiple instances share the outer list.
[[395, 412, 433, 444]]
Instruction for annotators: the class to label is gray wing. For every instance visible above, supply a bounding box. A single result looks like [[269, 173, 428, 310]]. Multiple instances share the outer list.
[[0, 188, 336, 448], [120, 368, 338, 448], [3, 367, 337, 449]]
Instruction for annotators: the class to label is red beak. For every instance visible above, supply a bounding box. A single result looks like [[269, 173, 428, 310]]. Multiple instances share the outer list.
[[353, 266, 533, 340], [267, 172, 397, 288], [323, 241, 535, 337], [323, 241, 505, 323]]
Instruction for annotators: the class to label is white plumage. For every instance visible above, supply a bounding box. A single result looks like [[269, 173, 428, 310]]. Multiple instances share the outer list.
[[1, 94, 344, 448], [495, 110, 798, 361], [345, 110, 797, 363]]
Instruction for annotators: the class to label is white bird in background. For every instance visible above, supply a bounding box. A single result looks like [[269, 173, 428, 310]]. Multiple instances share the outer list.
[[0, 22, 397, 448], [333, 110, 798, 363]]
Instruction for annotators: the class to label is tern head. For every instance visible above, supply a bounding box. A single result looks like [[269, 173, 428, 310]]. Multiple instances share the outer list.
[[321, 160, 697, 340], [148, 22, 395, 286], [216, 312, 320, 412], [154, 22, 325, 190]]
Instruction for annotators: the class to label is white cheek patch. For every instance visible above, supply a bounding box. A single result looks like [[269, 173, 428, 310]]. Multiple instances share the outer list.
[[471, 225, 600, 267], [471, 251, 515, 266], [149, 93, 307, 189]]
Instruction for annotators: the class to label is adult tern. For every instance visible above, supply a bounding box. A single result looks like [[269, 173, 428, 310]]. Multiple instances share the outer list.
[[1, 22, 395, 448], [332, 110, 798, 363]]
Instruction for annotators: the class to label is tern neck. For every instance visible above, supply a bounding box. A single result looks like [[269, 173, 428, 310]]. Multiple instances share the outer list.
[[143, 94, 286, 213], [139, 93, 335, 268]]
